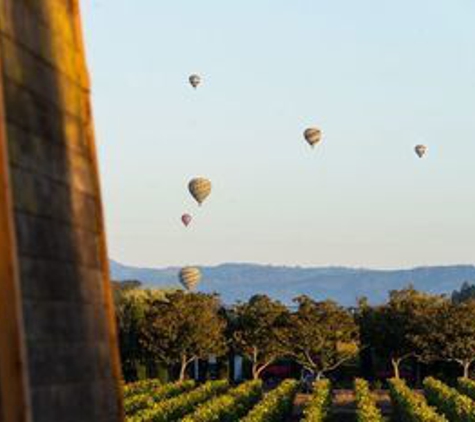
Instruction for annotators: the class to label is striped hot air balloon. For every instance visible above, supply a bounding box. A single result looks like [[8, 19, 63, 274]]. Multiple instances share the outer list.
[[188, 177, 212, 206], [414, 144, 427, 158], [179, 267, 202, 291], [189, 74, 201, 89], [303, 127, 322, 148]]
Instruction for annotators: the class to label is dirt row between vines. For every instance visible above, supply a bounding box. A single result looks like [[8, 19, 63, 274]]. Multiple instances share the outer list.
[[287, 389, 393, 422]]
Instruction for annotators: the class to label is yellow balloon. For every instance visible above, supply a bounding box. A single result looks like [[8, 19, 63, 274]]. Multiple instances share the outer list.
[[188, 177, 212, 206], [303, 127, 322, 148], [179, 267, 202, 291]]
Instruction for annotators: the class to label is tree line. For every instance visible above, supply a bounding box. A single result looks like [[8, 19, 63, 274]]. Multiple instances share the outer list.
[[114, 280, 475, 384]]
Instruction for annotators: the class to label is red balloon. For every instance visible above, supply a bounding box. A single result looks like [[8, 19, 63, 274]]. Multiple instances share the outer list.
[[181, 214, 192, 227]]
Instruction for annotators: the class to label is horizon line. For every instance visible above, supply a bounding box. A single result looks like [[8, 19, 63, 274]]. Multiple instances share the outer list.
[[110, 258, 475, 273]]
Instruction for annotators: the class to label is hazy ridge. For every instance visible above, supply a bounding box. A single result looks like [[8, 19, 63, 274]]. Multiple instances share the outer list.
[[110, 260, 475, 306]]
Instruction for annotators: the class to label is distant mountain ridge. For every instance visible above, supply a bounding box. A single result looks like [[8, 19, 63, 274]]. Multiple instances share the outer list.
[[110, 260, 475, 306]]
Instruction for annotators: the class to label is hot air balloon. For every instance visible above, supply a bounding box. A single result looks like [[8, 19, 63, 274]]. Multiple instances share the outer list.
[[415, 144, 427, 158], [188, 177, 212, 206], [303, 127, 322, 148], [189, 74, 201, 89], [179, 267, 202, 291], [181, 214, 192, 227]]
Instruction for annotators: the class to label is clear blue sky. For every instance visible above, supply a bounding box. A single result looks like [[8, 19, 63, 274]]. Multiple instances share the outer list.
[[81, 1, 475, 269]]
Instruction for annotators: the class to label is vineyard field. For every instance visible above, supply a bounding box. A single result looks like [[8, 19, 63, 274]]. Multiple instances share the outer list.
[[123, 378, 475, 421]]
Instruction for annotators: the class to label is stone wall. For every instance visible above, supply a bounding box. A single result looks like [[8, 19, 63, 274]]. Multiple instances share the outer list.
[[0, 1, 123, 421]]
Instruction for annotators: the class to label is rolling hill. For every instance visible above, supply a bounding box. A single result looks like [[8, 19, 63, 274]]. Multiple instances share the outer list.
[[110, 260, 475, 306]]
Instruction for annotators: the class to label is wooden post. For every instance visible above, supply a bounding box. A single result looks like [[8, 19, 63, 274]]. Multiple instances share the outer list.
[[0, 0, 123, 420], [72, 2, 125, 415], [0, 39, 32, 422]]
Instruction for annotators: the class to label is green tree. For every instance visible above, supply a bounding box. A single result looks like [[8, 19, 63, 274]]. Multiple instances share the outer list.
[[114, 283, 167, 381], [139, 291, 227, 381], [112, 279, 143, 292], [452, 282, 475, 304], [285, 296, 359, 379], [422, 301, 475, 378], [115, 286, 143, 381], [231, 295, 289, 380], [442, 301, 475, 378], [359, 287, 444, 379]]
